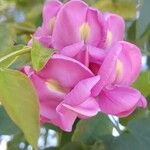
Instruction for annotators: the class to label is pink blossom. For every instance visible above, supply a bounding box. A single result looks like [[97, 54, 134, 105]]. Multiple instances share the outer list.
[[104, 13, 125, 48], [30, 0, 125, 66], [92, 41, 147, 117], [24, 0, 147, 130], [52, 0, 107, 66], [28, 0, 62, 47], [22, 54, 100, 131]]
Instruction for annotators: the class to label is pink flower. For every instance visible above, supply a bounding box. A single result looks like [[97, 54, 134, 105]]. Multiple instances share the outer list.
[[104, 13, 125, 48], [28, 0, 62, 47], [92, 41, 147, 117], [25, 0, 147, 131], [22, 54, 100, 131], [30, 0, 125, 66], [52, 0, 106, 66]]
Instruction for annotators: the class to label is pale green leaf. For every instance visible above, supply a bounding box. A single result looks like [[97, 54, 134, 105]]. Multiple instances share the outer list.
[[95, 0, 136, 20], [31, 38, 54, 72], [0, 69, 40, 149]]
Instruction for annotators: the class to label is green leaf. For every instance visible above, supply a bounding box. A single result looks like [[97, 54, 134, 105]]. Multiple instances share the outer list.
[[127, 21, 136, 42], [113, 117, 150, 150], [44, 148, 59, 150], [133, 71, 150, 97], [72, 113, 113, 145], [147, 56, 150, 69], [10, 53, 31, 69], [0, 46, 31, 68], [0, 69, 40, 149], [0, 45, 24, 68], [31, 38, 54, 72], [95, 0, 136, 20], [137, 0, 150, 38], [7, 132, 25, 150], [0, 106, 20, 135], [119, 108, 148, 126], [94, 116, 150, 150], [61, 142, 89, 150]]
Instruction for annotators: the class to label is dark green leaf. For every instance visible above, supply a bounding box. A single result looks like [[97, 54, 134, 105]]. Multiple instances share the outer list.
[[137, 0, 150, 38], [133, 71, 150, 97], [61, 142, 89, 150], [7, 132, 25, 150], [95, 116, 150, 150], [0, 106, 20, 135], [119, 108, 149, 126], [72, 113, 113, 145], [127, 21, 136, 42]]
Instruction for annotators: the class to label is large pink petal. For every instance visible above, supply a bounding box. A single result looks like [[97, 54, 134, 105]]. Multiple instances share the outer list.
[[92, 43, 122, 96], [60, 76, 100, 119], [117, 41, 142, 85], [60, 42, 84, 57], [92, 41, 142, 96], [137, 95, 147, 108], [52, 0, 88, 50], [98, 86, 143, 117], [42, 0, 62, 34], [55, 104, 77, 132], [63, 75, 100, 105], [38, 54, 94, 88], [41, 103, 77, 132], [21, 66, 64, 122], [86, 8, 106, 47], [22, 66, 77, 132], [62, 97, 99, 118], [88, 45, 105, 64], [104, 13, 125, 47]]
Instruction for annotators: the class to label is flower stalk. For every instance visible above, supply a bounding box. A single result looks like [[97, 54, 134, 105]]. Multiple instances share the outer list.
[[0, 46, 31, 65]]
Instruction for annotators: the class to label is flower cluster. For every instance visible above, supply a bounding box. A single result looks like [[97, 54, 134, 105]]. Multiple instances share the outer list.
[[23, 0, 147, 131]]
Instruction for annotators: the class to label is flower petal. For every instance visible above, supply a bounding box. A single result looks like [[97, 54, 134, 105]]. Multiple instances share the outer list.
[[42, 0, 62, 34], [98, 86, 143, 117], [64, 75, 100, 105], [38, 54, 94, 88], [62, 97, 99, 118], [137, 95, 147, 108], [117, 41, 142, 85], [92, 43, 122, 96], [55, 104, 77, 132], [21, 66, 65, 124], [52, 0, 88, 50], [60, 42, 84, 57], [104, 13, 125, 47], [86, 8, 106, 47]]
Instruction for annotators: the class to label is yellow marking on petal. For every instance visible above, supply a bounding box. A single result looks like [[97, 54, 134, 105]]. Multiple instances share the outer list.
[[115, 59, 123, 80], [79, 23, 91, 43], [46, 79, 65, 93], [49, 17, 56, 33], [106, 30, 112, 47]]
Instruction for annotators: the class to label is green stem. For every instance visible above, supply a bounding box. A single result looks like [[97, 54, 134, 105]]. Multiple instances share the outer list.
[[14, 24, 36, 33], [57, 131, 62, 147], [0, 46, 31, 64]]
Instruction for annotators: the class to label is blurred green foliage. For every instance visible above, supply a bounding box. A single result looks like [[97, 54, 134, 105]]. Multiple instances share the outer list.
[[0, 0, 150, 150]]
